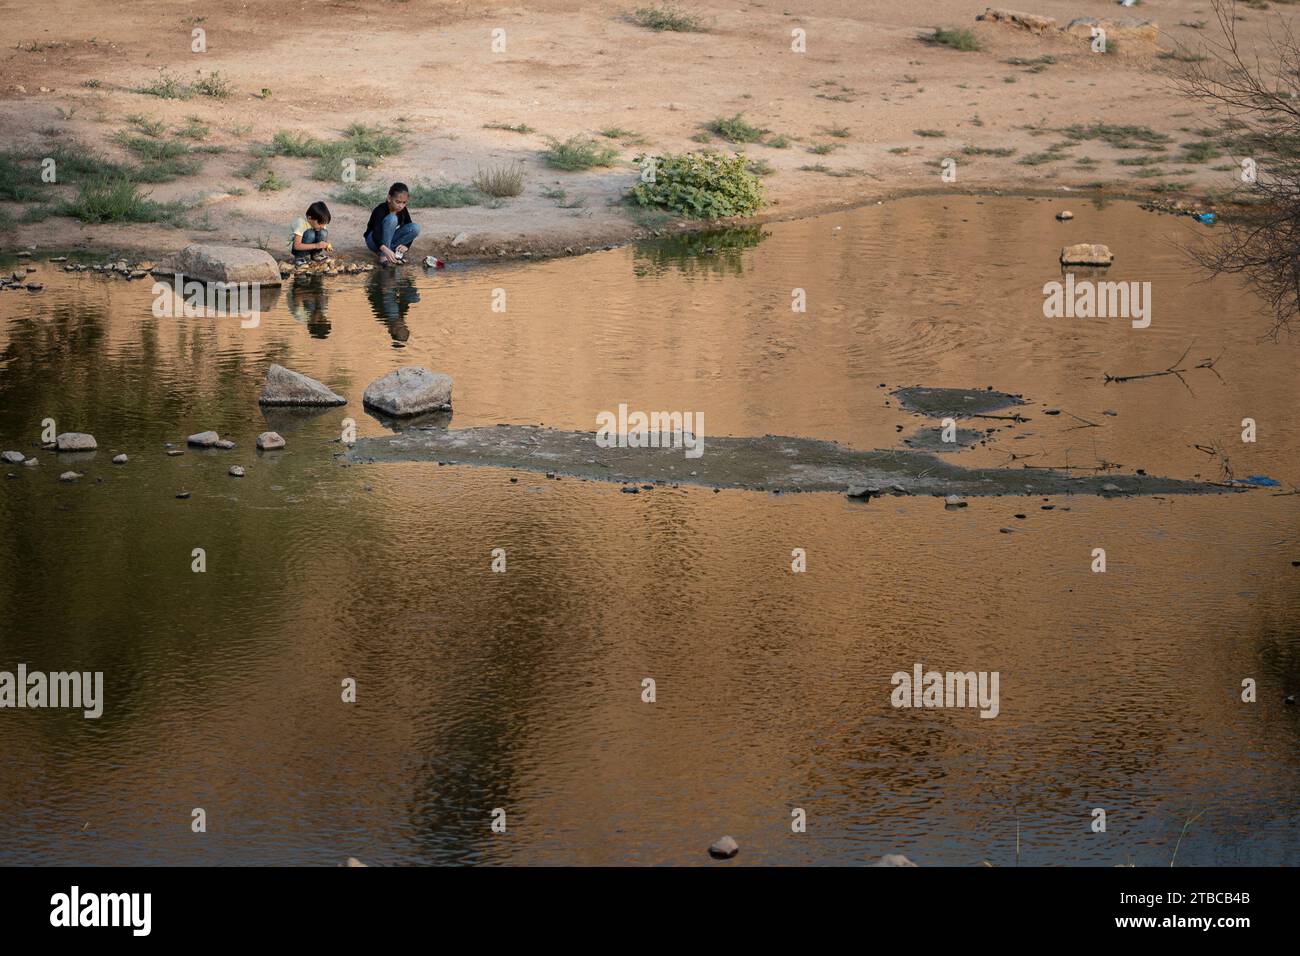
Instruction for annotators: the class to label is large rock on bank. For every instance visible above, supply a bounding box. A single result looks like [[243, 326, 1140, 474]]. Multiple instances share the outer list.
[[258, 364, 347, 406], [1064, 17, 1158, 52], [363, 367, 453, 417], [155, 244, 282, 285], [976, 8, 1056, 33]]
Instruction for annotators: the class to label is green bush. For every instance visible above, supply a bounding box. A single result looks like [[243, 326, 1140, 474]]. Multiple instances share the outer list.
[[542, 135, 620, 170], [59, 175, 183, 223], [631, 150, 763, 219], [929, 27, 981, 51]]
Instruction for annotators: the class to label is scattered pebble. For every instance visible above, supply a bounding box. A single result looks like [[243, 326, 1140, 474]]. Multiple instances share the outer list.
[[1056, 211, 1074, 221], [187, 431, 220, 447], [112, 454, 128, 464], [944, 494, 967, 508], [1, 451, 25, 465], [229, 465, 245, 478], [166, 449, 184, 457], [708, 836, 739, 859], [256, 431, 286, 451], [214, 439, 236, 450], [59, 471, 82, 482], [175, 491, 191, 499]]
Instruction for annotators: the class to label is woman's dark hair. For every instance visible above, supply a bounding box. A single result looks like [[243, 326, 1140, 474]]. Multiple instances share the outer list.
[[388, 182, 410, 198], [305, 201, 331, 224]]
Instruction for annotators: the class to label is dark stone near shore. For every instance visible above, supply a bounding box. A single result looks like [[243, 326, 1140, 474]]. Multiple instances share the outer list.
[[892, 387, 1025, 419]]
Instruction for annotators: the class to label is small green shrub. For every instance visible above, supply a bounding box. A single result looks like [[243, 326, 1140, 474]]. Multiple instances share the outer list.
[[135, 68, 191, 99], [631, 4, 707, 32], [473, 163, 525, 197], [928, 27, 981, 51], [706, 113, 768, 143], [192, 70, 233, 98], [59, 175, 182, 223], [631, 150, 763, 218], [542, 135, 619, 170]]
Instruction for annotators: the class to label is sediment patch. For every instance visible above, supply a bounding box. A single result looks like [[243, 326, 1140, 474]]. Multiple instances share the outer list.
[[345, 424, 1227, 496]]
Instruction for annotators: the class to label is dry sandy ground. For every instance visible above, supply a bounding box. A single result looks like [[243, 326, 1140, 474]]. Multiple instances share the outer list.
[[0, 0, 1287, 260]]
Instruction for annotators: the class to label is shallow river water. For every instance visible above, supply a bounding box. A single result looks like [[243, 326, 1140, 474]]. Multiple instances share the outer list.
[[0, 195, 1297, 865]]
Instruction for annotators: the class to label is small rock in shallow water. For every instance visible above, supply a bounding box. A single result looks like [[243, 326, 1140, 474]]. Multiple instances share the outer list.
[[187, 431, 220, 447], [874, 854, 917, 867], [229, 465, 245, 477], [708, 836, 739, 859], [258, 364, 347, 407], [1056, 210, 1074, 221], [112, 454, 128, 464], [1102, 483, 1121, 493], [22, 458, 37, 467], [256, 432, 286, 450], [175, 491, 191, 499], [945, 494, 967, 508], [214, 439, 235, 450], [1, 451, 25, 464], [55, 432, 97, 452], [166, 449, 184, 457], [59, 471, 82, 482]]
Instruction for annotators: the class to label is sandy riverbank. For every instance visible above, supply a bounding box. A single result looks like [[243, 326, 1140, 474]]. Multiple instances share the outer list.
[[0, 0, 1278, 261]]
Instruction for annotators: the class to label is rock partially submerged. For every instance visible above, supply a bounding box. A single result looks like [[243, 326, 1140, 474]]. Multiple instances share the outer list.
[[346, 424, 1228, 497], [256, 432, 286, 451], [1, 451, 25, 465], [187, 431, 220, 447], [155, 244, 282, 286], [363, 366, 453, 417], [55, 432, 97, 452], [1061, 243, 1114, 266], [259, 364, 347, 406], [893, 386, 1024, 418], [874, 854, 918, 867]]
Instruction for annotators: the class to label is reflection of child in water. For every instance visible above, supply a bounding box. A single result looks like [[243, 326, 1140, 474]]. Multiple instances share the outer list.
[[286, 274, 331, 339], [366, 267, 420, 347]]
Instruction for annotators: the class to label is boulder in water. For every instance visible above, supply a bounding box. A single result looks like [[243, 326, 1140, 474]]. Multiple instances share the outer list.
[[363, 367, 453, 417], [55, 433, 97, 452], [258, 364, 347, 406], [1060, 243, 1113, 266]]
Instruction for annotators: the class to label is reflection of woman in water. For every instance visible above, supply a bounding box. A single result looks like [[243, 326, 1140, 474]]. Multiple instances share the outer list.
[[366, 267, 421, 347], [286, 274, 331, 339]]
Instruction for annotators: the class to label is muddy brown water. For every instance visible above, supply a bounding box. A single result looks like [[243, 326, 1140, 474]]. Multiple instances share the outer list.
[[0, 195, 1297, 865]]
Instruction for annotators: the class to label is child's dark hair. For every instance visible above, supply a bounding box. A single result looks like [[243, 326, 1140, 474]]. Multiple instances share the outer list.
[[305, 201, 331, 224], [388, 182, 409, 197]]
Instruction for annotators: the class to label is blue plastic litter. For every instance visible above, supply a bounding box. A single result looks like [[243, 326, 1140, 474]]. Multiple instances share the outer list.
[[1195, 212, 1216, 224], [1235, 475, 1280, 487]]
